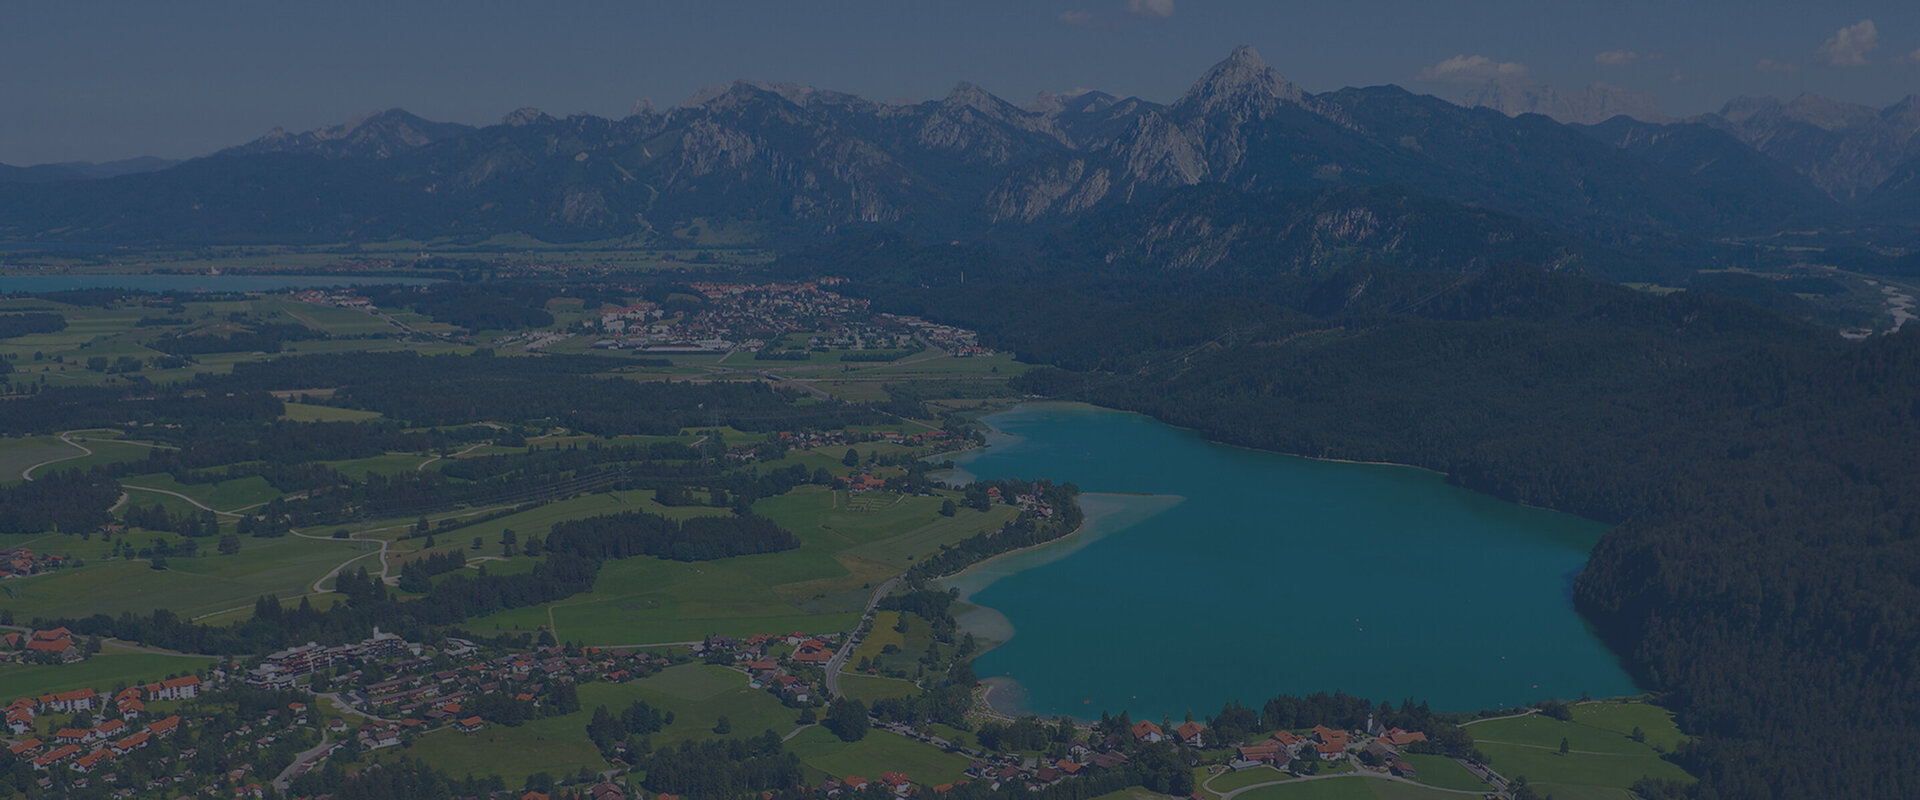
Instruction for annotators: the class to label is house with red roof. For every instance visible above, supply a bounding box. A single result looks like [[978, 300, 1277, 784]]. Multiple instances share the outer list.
[[1378, 727, 1428, 747], [31, 744, 80, 769], [54, 727, 95, 745], [147, 715, 181, 737], [455, 716, 485, 733], [71, 749, 111, 773], [111, 731, 150, 754], [145, 674, 201, 700], [5, 705, 32, 735], [1175, 721, 1205, 746], [25, 637, 79, 662], [40, 688, 95, 713], [1131, 721, 1165, 743]]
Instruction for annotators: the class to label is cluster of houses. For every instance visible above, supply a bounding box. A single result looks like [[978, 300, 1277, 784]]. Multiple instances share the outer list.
[[1228, 723, 1429, 780], [10, 713, 183, 775], [584, 280, 989, 361], [731, 632, 837, 705], [330, 641, 676, 727], [877, 313, 993, 357], [1, 626, 87, 664], [289, 289, 374, 309], [0, 546, 62, 579], [6, 673, 204, 776], [985, 485, 1058, 520]]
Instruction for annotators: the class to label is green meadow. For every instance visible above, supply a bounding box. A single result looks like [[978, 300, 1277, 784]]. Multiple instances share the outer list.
[[1465, 707, 1693, 798], [468, 486, 1011, 645], [3, 533, 360, 621], [786, 726, 972, 785], [394, 664, 795, 785]]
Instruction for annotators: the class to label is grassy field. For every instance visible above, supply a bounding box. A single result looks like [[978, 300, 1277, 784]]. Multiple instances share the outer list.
[[1467, 711, 1693, 794], [282, 402, 384, 422], [837, 674, 921, 706], [786, 726, 972, 785], [1234, 778, 1377, 800], [1395, 754, 1486, 791], [468, 486, 1009, 645], [122, 472, 281, 512], [1231, 777, 1474, 800], [3, 533, 360, 621], [1571, 700, 1689, 751], [0, 648, 212, 704], [400, 721, 607, 786], [1208, 765, 1290, 792], [398, 663, 796, 785], [0, 435, 80, 479]]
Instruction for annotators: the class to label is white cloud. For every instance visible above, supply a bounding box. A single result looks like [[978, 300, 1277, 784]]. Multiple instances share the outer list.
[[1127, 0, 1174, 18], [1816, 19, 1879, 66], [1755, 58, 1799, 73], [1419, 54, 1531, 84], [1594, 50, 1639, 66], [1057, 10, 1101, 28], [1904, 48, 1920, 64]]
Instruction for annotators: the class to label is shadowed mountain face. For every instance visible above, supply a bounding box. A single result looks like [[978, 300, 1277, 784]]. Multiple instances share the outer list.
[[0, 47, 1895, 246], [1696, 93, 1920, 207]]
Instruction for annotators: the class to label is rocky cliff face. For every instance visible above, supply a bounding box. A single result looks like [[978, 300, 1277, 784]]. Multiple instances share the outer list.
[[1697, 93, 1920, 202]]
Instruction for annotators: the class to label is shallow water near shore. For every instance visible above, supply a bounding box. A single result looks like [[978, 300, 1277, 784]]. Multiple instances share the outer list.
[[941, 402, 1638, 719]]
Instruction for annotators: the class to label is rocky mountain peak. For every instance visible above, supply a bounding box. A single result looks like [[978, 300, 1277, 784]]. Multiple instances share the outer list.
[[1780, 93, 1878, 130], [1173, 45, 1306, 117], [502, 108, 552, 127], [1025, 89, 1118, 116], [222, 108, 472, 160], [681, 81, 871, 114]]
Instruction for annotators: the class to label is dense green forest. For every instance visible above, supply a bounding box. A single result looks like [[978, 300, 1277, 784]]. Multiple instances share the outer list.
[[789, 233, 1920, 799]]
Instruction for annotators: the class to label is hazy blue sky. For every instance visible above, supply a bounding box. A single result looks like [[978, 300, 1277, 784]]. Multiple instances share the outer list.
[[4, 1, 1917, 164]]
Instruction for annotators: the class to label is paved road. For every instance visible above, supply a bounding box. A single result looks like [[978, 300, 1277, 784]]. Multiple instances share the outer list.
[[824, 575, 902, 700], [121, 485, 245, 517], [19, 430, 99, 481], [270, 730, 331, 792], [417, 441, 488, 472]]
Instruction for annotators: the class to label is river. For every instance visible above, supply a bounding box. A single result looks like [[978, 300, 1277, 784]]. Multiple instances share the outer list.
[[939, 402, 1638, 719]]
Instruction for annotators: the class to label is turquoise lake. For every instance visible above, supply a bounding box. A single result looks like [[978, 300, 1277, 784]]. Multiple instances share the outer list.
[[940, 402, 1638, 719]]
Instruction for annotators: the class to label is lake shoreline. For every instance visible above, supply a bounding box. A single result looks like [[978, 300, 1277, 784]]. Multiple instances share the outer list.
[[940, 401, 1638, 719]]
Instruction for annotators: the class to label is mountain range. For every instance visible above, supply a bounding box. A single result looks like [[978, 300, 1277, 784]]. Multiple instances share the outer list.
[[0, 46, 1914, 250]]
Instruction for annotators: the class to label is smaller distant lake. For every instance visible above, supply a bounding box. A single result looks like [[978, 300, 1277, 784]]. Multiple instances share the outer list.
[[0, 274, 435, 294]]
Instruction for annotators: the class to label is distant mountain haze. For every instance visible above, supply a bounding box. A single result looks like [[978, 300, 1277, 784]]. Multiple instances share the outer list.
[[0, 47, 1909, 245]]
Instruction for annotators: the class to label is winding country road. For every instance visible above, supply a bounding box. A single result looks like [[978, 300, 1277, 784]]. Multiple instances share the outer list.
[[824, 574, 902, 700], [19, 430, 104, 481]]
